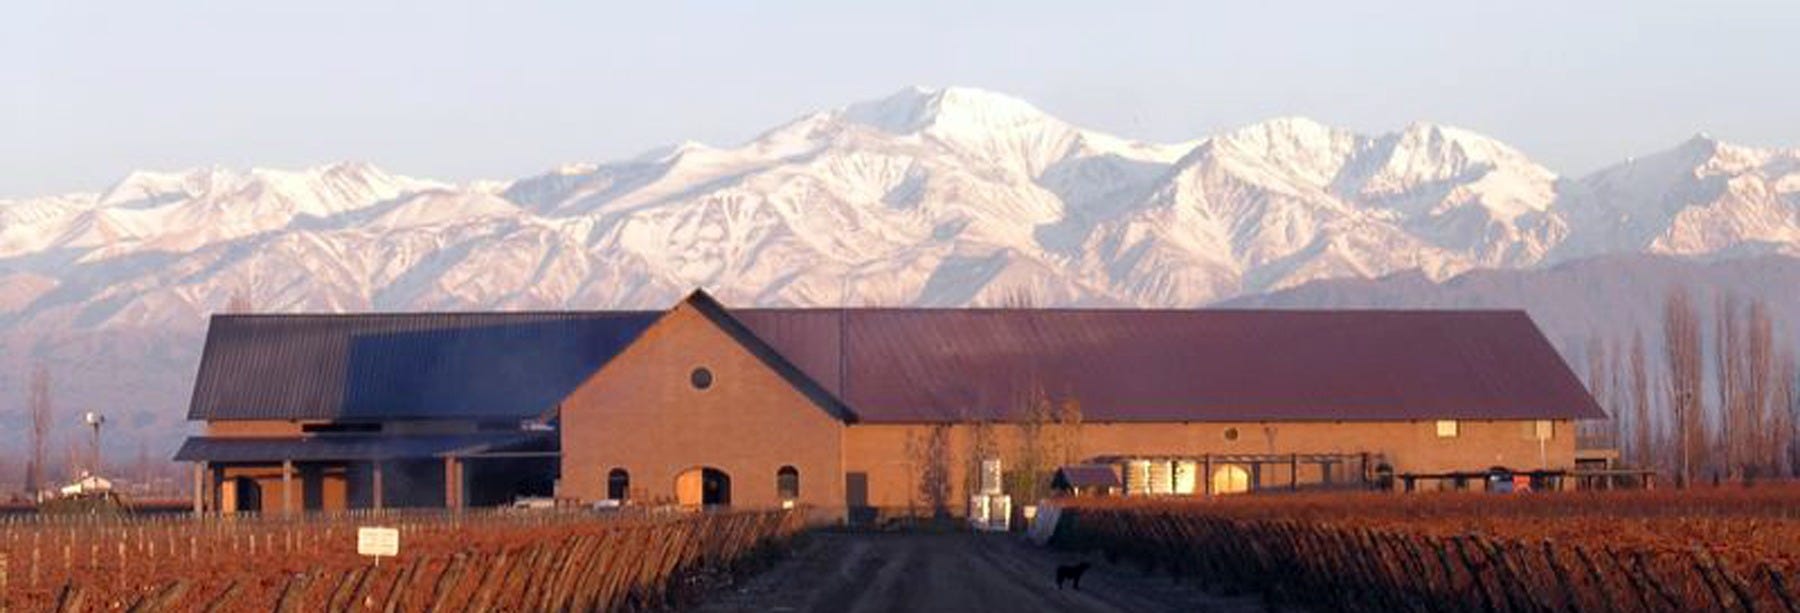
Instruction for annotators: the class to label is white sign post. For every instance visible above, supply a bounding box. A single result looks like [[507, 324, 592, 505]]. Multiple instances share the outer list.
[[357, 526, 400, 566]]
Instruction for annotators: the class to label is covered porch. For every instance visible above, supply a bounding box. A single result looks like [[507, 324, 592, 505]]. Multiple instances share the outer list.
[[174, 431, 558, 515]]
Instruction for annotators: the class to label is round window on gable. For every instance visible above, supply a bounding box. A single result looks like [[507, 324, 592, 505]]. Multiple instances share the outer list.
[[690, 367, 714, 390], [1223, 427, 1239, 442]]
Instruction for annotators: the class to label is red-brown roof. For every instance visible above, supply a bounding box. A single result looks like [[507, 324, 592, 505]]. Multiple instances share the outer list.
[[728, 305, 1604, 423], [180, 290, 1604, 427]]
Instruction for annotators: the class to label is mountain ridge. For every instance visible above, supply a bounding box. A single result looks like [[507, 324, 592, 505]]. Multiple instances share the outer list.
[[2, 85, 1797, 460]]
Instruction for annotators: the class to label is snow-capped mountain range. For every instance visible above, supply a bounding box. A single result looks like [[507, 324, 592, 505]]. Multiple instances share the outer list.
[[1, 86, 1797, 460]]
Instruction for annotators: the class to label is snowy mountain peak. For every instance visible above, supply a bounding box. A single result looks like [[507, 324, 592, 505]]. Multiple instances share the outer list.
[[552, 162, 600, 176], [1391, 121, 1534, 160], [839, 86, 1066, 136], [1365, 121, 1556, 193], [1216, 116, 1344, 149], [98, 166, 239, 208], [247, 160, 405, 188], [1190, 116, 1360, 188], [632, 140, 714, 163]]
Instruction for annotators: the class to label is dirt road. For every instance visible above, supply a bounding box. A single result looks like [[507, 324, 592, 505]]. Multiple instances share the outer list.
[[695, 530, 1268, 613]]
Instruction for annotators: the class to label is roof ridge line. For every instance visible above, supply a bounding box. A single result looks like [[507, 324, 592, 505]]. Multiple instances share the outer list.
[[681, 289, 862, 423]]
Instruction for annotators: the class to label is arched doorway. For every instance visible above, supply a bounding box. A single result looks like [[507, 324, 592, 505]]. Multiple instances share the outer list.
[[607, 468, 630, 501], [1211, 465, 1251, 495], [675, 467, 731, 507], [776, 466, 800, 501]]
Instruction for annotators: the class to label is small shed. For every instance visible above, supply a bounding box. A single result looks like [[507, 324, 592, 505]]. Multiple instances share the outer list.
[[1052, 465, 1123, 497]]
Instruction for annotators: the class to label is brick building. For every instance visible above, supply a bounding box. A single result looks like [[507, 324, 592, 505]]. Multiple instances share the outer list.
[[178, 290, 1603, 517]]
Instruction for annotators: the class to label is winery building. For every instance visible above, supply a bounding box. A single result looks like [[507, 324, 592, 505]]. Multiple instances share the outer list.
[[177, 290, 1603, 517]]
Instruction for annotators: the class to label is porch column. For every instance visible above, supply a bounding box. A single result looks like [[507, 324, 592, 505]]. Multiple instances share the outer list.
[[444, 456, 463, 510], [192, 461, 207, 515], [1290, 453, 1300, 491], [372, 460, 385, 510], [1202, 454, 1213, 496], [281, 459, 295, 516], [210, 464, 223, 514]]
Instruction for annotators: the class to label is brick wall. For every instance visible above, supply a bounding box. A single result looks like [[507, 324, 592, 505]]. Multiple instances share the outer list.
[[559, 303, 847, 514]]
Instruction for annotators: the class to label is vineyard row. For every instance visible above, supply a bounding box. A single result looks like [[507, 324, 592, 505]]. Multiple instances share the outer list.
[[1053, 506, 1800, 613], [0, 510, 804, 613]]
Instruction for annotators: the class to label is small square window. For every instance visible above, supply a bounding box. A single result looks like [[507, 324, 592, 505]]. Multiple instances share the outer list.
[[1435, 420, 1460, 438], [1533, 420, 1553, 441]]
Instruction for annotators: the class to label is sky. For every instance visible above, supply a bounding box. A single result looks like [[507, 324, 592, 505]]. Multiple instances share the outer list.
[[4, 1, 1798, 197]]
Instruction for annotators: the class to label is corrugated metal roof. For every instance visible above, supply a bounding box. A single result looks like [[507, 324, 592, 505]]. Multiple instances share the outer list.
[[729, 307, 1605, 423], [187, 312, 658, 421], [172, 432, 553, 463], [184, 291, 1602, 426]]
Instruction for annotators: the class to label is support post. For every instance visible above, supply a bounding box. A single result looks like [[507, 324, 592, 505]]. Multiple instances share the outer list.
[[1361, 452, 1371, 485], [444, 457, 462, 510], [281, 459, 295, 516], [1290, 453, 1300, 491], [192, 462, 207, 515], [373, 461, 385, 511], [1202, 454, 1213, 497], [209, 465, 222, 514]]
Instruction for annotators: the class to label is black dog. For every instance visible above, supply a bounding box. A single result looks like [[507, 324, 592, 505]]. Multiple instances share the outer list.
[[1055, 561, 1092, 590]]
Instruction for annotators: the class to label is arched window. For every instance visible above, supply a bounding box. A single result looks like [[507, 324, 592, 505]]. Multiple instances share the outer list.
[[1210, 465, 1250, 495], [607, 468, 630, 501], [776, 466, 800, 500]]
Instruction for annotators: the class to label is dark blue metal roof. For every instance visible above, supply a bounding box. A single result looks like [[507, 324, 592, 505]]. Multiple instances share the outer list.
[[187, 312, 659, 421], [172, 432, 553, 462]]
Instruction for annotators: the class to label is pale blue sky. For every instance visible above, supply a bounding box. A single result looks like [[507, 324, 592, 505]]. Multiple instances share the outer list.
[[5, 1, 1797, 197]]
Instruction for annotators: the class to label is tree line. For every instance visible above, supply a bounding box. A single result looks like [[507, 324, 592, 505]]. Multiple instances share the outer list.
[[1585, 287, 1800, 485]]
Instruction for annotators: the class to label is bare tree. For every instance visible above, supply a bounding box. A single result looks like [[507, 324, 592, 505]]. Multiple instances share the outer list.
[[1743, 300, 1775, 478], [27, 363, 53, 497], [904, 424, 953, 518], [1664, 287, 1705, 487], [1629, 333, 1653, 470], [1053, 393, 1085, 468], [1585, 337, 1616, 447], [134, 440, 153, 493], [1714, 294, 1744, 479], [1771, 349, 1796, 478], [1008, 383, 1053, 504], [997, 287, 1037, 309], [224, 288, 253, 314], [961, 416, 998, 501]]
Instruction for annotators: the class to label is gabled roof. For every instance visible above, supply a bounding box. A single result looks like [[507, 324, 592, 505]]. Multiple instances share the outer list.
[[729, 307, 1605, 423], [679, 291, 860, 421], [187, 311, 658, 421], [184, 291, 1603, 425]]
